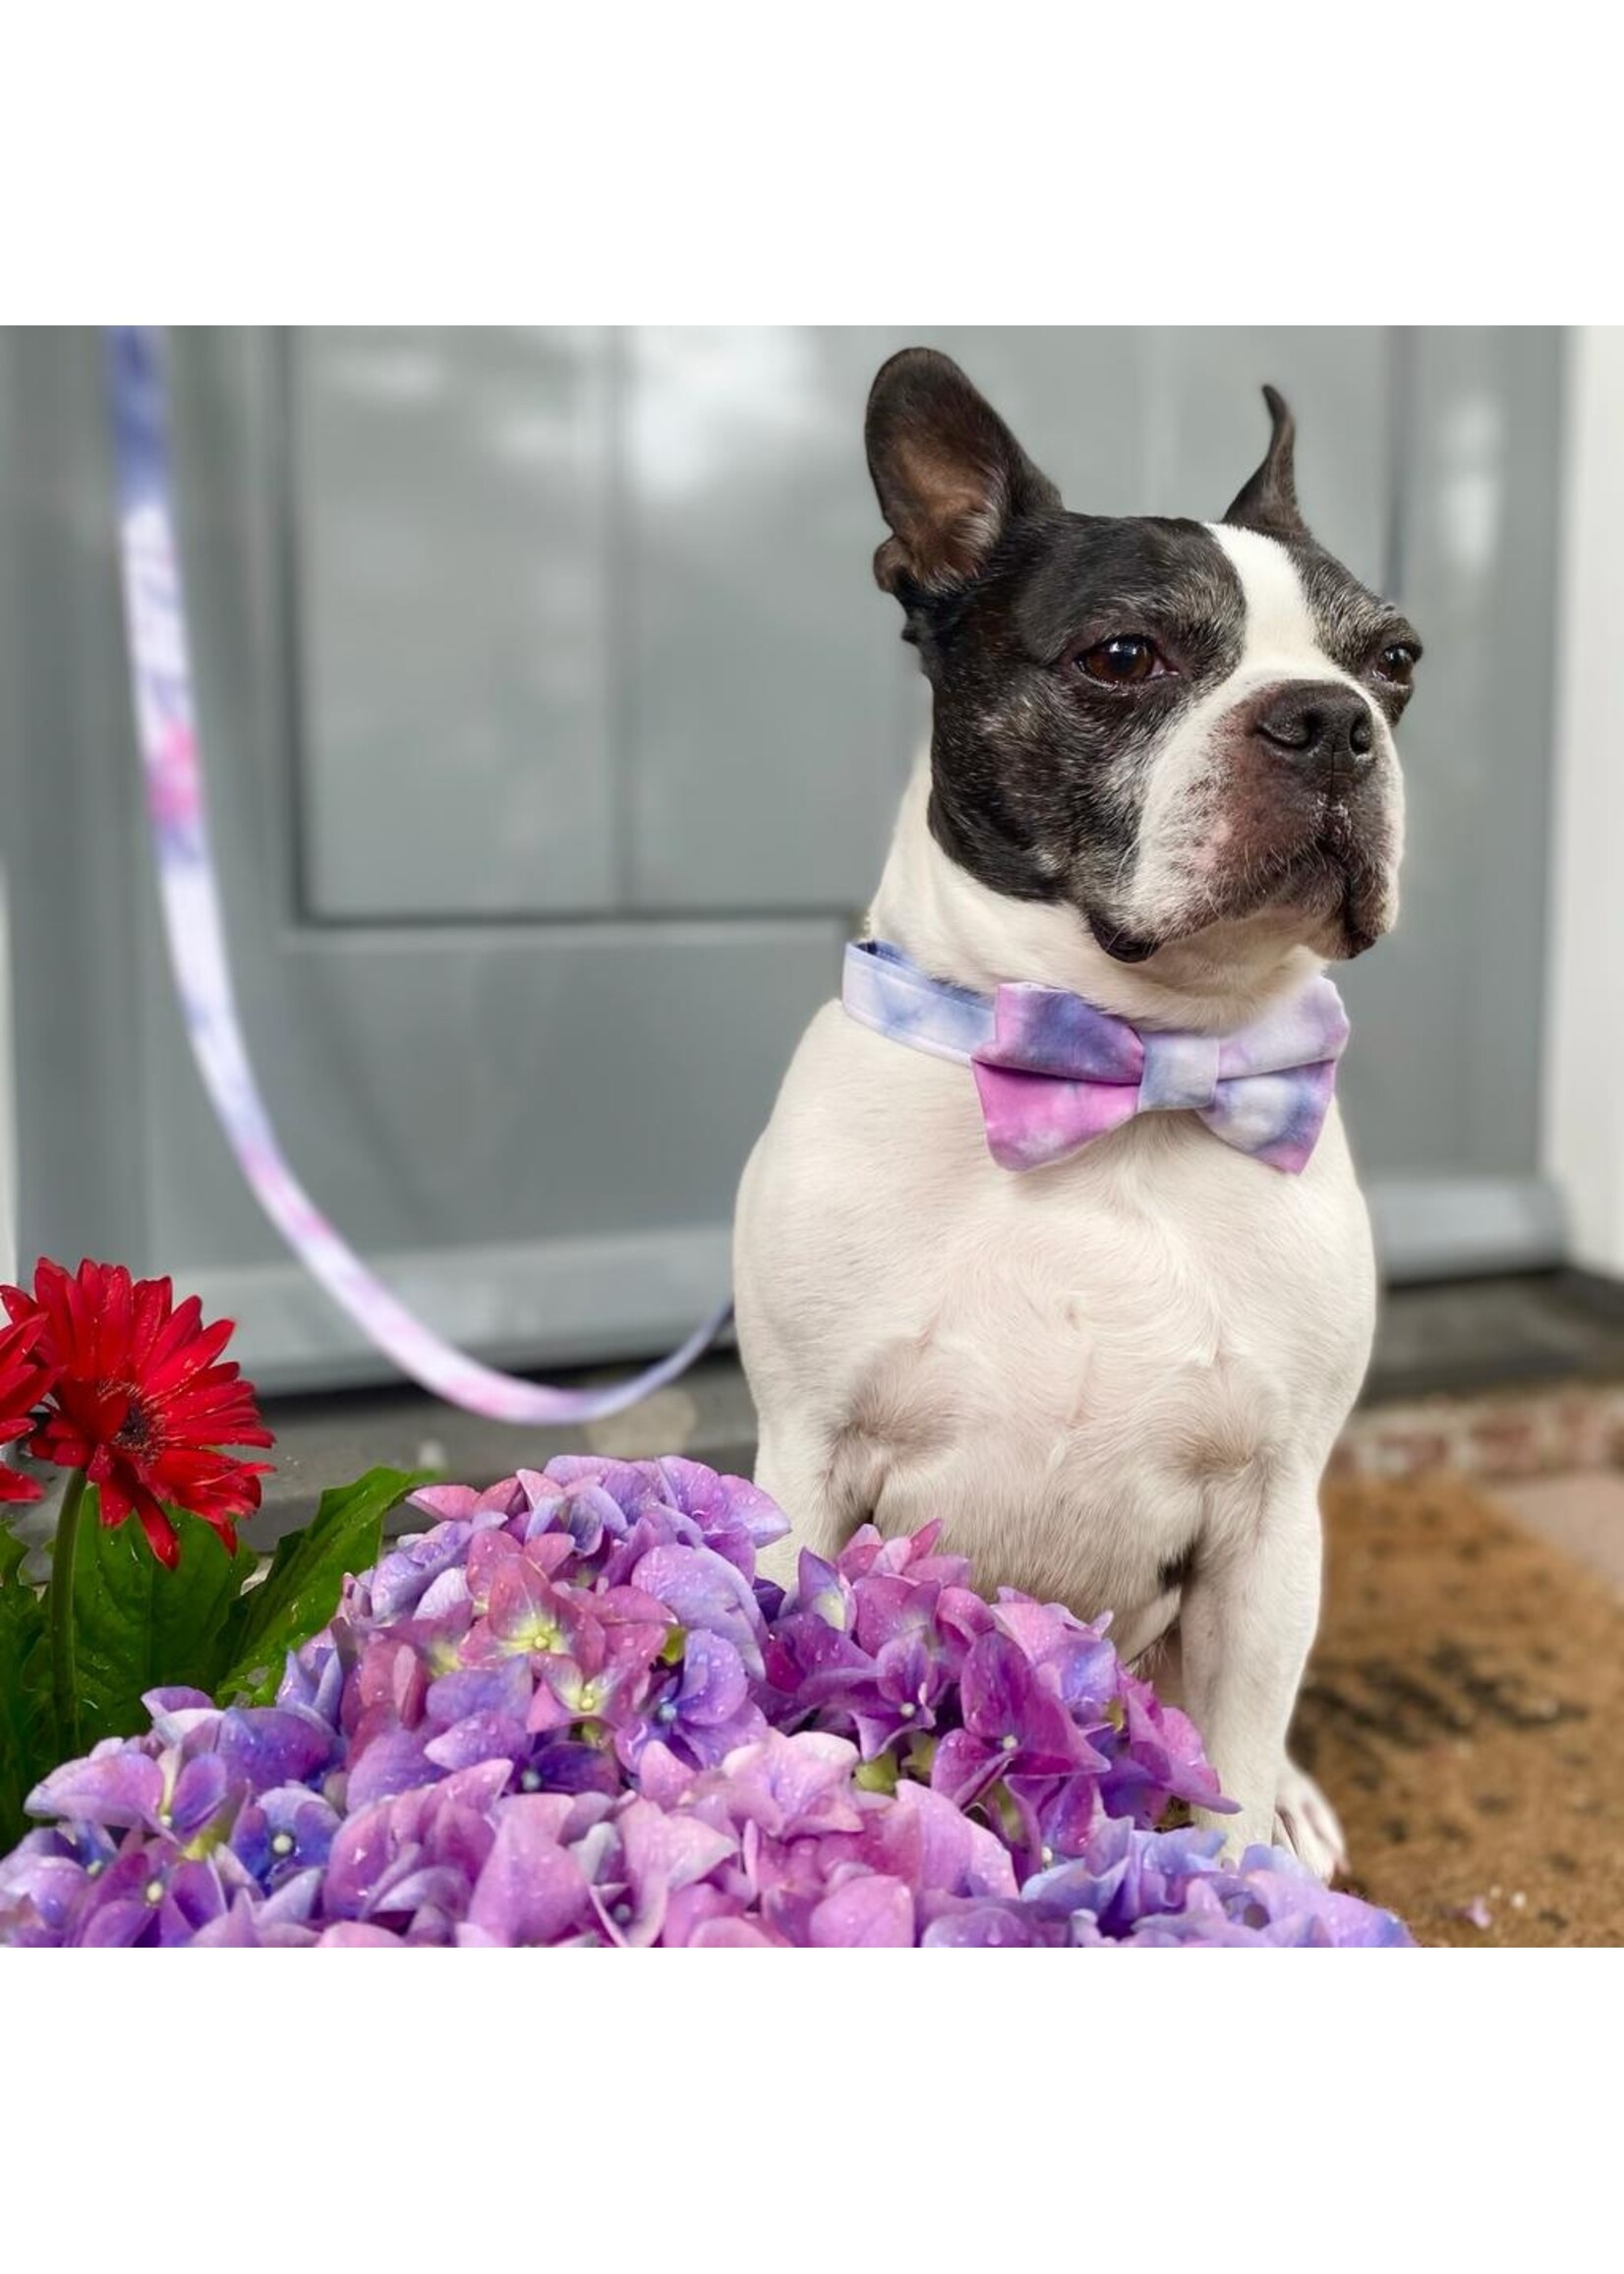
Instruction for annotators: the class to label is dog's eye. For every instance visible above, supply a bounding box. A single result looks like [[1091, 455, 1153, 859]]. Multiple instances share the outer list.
[[1074, 635, 1170, 686], [1370, 641, 1420, 686]]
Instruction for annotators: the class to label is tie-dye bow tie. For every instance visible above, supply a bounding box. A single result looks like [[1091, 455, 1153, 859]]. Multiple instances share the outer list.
[[841, 940, 1350, 1175]]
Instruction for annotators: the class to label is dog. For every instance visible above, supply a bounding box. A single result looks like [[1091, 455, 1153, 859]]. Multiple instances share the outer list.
[[732, 346, 1420, 1874]]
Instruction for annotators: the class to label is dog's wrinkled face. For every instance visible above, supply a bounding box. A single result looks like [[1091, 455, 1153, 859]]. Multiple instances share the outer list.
[[866, 349, 1421, 964]]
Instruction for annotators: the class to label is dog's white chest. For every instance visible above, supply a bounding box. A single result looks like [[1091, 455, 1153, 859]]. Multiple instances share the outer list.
[[734, 1002, 1376, 1635]]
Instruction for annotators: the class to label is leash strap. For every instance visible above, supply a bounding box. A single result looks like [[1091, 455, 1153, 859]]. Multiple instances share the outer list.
[[105, 326, 730, 1423]]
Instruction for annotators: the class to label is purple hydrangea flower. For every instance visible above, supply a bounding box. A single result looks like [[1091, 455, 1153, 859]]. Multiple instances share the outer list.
[[0, 1457, 1412, 1950]]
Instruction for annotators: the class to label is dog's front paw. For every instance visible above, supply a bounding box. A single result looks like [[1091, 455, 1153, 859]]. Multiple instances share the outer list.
[[1272, 1757, 1348, 1884]]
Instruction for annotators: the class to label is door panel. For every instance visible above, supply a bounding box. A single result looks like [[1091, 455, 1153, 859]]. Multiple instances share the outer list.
[[293, 327, 618, 920], [623, 326, 910, 911]]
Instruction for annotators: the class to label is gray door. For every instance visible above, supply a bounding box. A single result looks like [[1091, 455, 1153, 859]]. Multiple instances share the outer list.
[[0, 327, 1564, 1391]]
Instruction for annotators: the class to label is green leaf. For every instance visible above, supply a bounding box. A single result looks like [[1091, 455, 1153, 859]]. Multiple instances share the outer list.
[[68, 1494, 257, 1753], [0, 1533, 55, 1852], [215, 1467, 425, 1707], [0, 1468, 424, 1848]]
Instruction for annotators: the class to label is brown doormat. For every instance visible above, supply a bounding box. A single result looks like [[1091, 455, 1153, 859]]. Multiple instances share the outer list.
[[1291, 1475, 1624, 1947]]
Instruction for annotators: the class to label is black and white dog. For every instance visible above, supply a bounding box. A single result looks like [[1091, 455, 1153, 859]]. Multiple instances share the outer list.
[[732, 347, 1421, 1872]]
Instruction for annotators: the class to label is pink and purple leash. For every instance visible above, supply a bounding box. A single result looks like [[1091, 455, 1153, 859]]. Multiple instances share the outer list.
[[105, 325, 730, 1424]]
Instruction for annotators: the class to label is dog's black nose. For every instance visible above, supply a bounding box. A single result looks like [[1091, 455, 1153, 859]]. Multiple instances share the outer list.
[[1252, 681, 1375, 779]]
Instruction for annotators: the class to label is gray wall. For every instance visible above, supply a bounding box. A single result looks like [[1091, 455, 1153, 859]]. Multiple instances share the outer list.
[[0, 327, 1565, 1388]]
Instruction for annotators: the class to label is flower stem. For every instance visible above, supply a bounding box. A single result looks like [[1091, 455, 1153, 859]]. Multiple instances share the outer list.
[[50, 1470, 89, 1755]]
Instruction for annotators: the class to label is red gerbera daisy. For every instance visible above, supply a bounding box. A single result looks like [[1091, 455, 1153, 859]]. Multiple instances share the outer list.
[[0, 1311, 58, 1504], [0, 1258, 274, 1568]]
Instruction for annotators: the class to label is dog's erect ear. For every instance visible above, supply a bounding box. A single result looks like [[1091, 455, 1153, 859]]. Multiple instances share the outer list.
[[1222, 384, 1308, 537], [865, 348, 1061, 599]]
